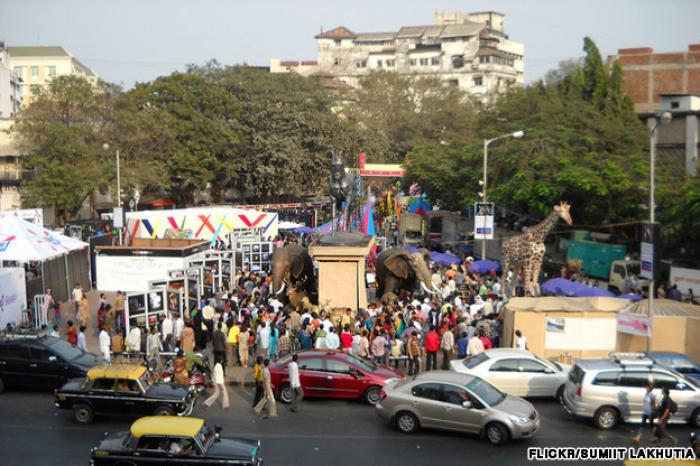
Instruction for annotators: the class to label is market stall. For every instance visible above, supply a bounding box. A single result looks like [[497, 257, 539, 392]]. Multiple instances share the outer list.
[[502, 296, 631, 361], [148, 267, 204, 316], [616, 299, 700, 362]]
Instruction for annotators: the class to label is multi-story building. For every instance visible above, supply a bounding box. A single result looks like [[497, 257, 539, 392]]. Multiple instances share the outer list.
[[0, 118, 22, 211], [271, 11, 524, 99], [608, 45, 700, 175], [0, 44, 22, 118], [7, 46, 99, 105]]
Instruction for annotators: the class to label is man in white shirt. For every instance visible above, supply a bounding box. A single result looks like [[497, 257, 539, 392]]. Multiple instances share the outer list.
[[174, 314, 184, 343], [268, 297, 283, 314], [324, 326, 340, 350], [99, 326, 111, 362], [71, 284, 83, 318], [467, 334, 484, 356], [288, 354, 303, 412], [127, 326, 141, 353], [77, 326, 88, 352], [203, 356, 230, 409], [258, 322, 270, 356], [515, 329, 528, 351], [161, 315, 174, 351]]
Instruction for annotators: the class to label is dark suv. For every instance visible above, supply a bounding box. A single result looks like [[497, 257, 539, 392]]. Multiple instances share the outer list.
[[0, 334, 103, 392]]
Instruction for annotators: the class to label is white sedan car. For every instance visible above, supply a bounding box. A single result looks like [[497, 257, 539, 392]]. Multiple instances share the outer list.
[[450, 348, 571, 398]]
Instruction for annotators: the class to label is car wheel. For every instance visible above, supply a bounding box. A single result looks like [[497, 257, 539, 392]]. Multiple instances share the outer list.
[[73, 403, 94, 424], [278, 383, 292, 404], [594, 407, 619, 430], [363, 386, 382, 406], [0, 377, 5, 394], [691, 408, 700, 428], [154, 406, 175, 416], [485, 422, 509, 446], [395, 411, 419, 434], [555, 384, 565, 401]]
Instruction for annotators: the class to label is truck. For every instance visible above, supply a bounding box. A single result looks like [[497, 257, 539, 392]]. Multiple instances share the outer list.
[[566, 239, 649, 293], [399, 213, 424, 245]]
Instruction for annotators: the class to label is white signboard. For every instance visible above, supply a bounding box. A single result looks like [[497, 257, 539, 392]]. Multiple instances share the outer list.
[[0, 268, 26, 328], [669, 266, 700, 297], [640, 242, 653, 280], [544, 317, 617, 350], [96, 255, 186, 292], [617, 314, 651, 337], [474, 202, 494, 240]]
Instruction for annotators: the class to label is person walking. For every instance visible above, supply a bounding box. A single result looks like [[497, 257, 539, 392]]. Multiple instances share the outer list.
[[114, 291, 125, 333], [41, 288, 53, 327], [371, 330, 386, 365], [71, 283, 83, 320], [99, 325, 111, 362], [407, 333, 422, 376], [146, 326, 163, 368], [252, 356, 265, 407], [238, 325, 250, 367], [467, 331, 485, 356], [277, 328, 291, 359], [324, 326, 340, 350], [79, 293, 90, 329], [440, 325, 455, 370], [268, 325, 279, 360], [652, 386, 678, 445], [288, 353, 303, 412], [77, 326, 88, 352], [226, 322, 240, 366], [173, 348, 189, 384], [515, 329, 528, 350], [254, 358, 277, 419], [181, 322, 195, 353], [66, 320, 78, 346], [213, 322, 227, 365], [632, 382, 656, 443], [424, 325, 439, 371], [203, 356, 230, 410], [161, 314, 174, 352]]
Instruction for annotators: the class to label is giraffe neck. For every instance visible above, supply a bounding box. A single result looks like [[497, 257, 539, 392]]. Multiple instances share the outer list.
[[528, 210, 559, 243]]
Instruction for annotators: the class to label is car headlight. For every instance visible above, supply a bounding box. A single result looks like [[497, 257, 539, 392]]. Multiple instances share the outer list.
[[509, 415, 530, 425]]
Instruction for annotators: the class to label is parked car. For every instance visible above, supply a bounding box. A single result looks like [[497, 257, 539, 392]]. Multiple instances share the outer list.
[[375, 370, 539, 445], [90, 416, 262, 465], [0, 333, 103, 393], [55, 364, 196, 424], [646, 352, 700, 383], [561, 354, 700, 430], [450, 348, 571, 399], [269, 349, 404, 405]]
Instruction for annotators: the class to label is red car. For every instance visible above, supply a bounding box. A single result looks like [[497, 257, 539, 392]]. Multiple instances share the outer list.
[[269, 350, 405, 406]]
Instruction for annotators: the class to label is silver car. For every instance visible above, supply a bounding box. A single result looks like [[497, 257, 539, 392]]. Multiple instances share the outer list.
[[375, 371, 540, 445], [561, 355, 700, 430], [450, 348, 571, 399]]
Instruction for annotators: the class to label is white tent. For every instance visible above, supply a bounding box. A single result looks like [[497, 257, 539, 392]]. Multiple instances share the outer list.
[[278, 221, 303, 230], [0, 216, 88, 262]]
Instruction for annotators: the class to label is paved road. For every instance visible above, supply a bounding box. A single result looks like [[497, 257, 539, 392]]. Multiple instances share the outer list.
[[0, 388, 695, 466]]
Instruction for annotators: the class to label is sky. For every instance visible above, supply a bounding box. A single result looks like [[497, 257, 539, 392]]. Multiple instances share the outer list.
[[1, 0, 699, 88]]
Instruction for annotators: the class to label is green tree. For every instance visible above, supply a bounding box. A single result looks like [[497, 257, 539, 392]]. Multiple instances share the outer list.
[[12, 75, 113, 222]]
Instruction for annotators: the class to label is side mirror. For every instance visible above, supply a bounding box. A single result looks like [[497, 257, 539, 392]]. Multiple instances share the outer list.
[[462, 401, 472, 409], [48, 355, 57, 363], [214, 425, 222, 442], [545, 368, 555, 374]]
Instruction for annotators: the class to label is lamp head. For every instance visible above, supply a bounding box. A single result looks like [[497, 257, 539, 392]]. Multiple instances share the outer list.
[[659, 111, 672, 125], [512, 130, 525, 138], [102, 143, 110, 151]]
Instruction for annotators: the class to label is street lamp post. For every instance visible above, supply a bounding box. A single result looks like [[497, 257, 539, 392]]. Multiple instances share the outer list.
[[481, 130, 524, 259], [103, 143, 122, 245], [646, 111, 671, 351]]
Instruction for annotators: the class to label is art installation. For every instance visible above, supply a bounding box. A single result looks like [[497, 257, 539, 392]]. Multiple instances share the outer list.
[[328, 149, 357, 232], [500, 202, 573, 296]]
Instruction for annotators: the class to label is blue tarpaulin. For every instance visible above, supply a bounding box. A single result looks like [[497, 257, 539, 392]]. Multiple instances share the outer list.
[[468, 259, 502, 274]]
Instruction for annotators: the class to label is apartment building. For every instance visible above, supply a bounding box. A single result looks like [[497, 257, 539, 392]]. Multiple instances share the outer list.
[[0, 44, 22, 118]]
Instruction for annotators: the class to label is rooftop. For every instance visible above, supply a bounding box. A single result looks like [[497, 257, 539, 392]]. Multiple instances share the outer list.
[[7, 46, 70, 57], [130, 416, 204, 438], [87, 364, 146, 381]]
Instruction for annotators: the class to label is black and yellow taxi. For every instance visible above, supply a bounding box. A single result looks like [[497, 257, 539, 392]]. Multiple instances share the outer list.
[[90, 416, 262, 466], [55, 364, 196, 424]]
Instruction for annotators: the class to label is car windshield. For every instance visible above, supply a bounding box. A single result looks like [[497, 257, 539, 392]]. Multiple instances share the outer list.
[[139, 372, 155, 391], [466, 377, 506, 406], [196, 425, 215, 451], [345, 353, 376, 372], [45, 337, 83, 361], [462, 352, 489, 369], [534, 354, 558, 371]]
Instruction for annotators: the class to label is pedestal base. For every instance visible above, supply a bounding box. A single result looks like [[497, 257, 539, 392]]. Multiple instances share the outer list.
[[310, 240, 371, 313]]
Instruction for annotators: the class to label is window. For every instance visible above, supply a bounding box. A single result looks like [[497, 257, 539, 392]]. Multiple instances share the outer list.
[[412, 383, 442, 401], [376, 59, 383, 67], [651, 372, 688, 391], [490, 359, 518, 372], [452, 55, 464, 68], [386, 59, 395, 67], [517, 359, 548, 373], [13, 66, 23, 77], [497, 77, 502, 87], [448, 79, 459, 87], [334, 58, 342, 66], [299, 358, 324, 371], [419, 58, 429, 66], [47, 66, 56, 77], [91, 378, 116, 390], [325, 359, 352, 374], [114, 379, 140, 393], [29, 346, 54, 362], [356, 60, 367, 68], [593, 371, 620, 386], [670, 101, 680, 109], [31, 66, 39, 77], [30, 85, 40, 94], [409, 59, 416, 66], [466, 377, 505, 406], [431, 57, 440, 66], [442, 384, 471, 406], [136, 436, 167, 451], [479, 56, 490, 64], [613, 264, 626, 277], [334, 39, 342, 46], [4, 343, 30, 360], [167, 437, 199, 456], [462, 352, 489, 369], [473, 76, 483, 86], [618, 372, 651, 388]]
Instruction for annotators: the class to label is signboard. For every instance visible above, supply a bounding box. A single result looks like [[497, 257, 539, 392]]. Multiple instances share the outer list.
[[113, 207, 124, 228], [640, 242, 654, 280], [474, 202, 494, 240], [544, 317, 617, 350], [669, 266, 700, 297], [617, 314, 651, 337], [0, 268, 26, 328], [640, 222, 659, 281], [0, 208, 43, 226]]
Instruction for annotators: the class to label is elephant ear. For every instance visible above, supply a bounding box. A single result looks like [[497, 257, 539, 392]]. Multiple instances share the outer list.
[[291, 255, 305, 278], [385, 255, 410, 279]]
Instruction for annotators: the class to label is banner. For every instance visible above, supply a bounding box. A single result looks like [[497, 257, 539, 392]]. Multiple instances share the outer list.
[[474, 202, 494, 240], [617, 314, 651, 337], [0, 268, 26, 328]]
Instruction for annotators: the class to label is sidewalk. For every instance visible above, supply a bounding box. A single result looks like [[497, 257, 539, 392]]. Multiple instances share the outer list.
[[69, 290, 256, 387]]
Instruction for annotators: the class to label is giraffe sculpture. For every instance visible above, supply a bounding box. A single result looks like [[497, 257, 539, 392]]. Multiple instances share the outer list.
[[501, 202, 573, 296]]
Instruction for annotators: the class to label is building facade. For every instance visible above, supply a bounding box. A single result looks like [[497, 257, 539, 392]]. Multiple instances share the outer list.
[[0, 44, 22, 118], [609, 45, 700, 175], [272, 11, 524, 99], [0, 118, 22, 211], [7, 46, 98, 105]]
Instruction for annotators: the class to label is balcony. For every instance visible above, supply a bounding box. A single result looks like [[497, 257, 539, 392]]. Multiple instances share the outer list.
[[0, 169, 22, 183]]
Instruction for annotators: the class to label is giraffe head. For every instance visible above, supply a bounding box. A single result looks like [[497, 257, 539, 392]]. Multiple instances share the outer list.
[[554, 202, 573, 225]]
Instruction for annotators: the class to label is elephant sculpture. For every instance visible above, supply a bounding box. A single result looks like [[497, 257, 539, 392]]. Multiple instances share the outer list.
[[270, 244, 317, 308], [375, 247, 440, 303]]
